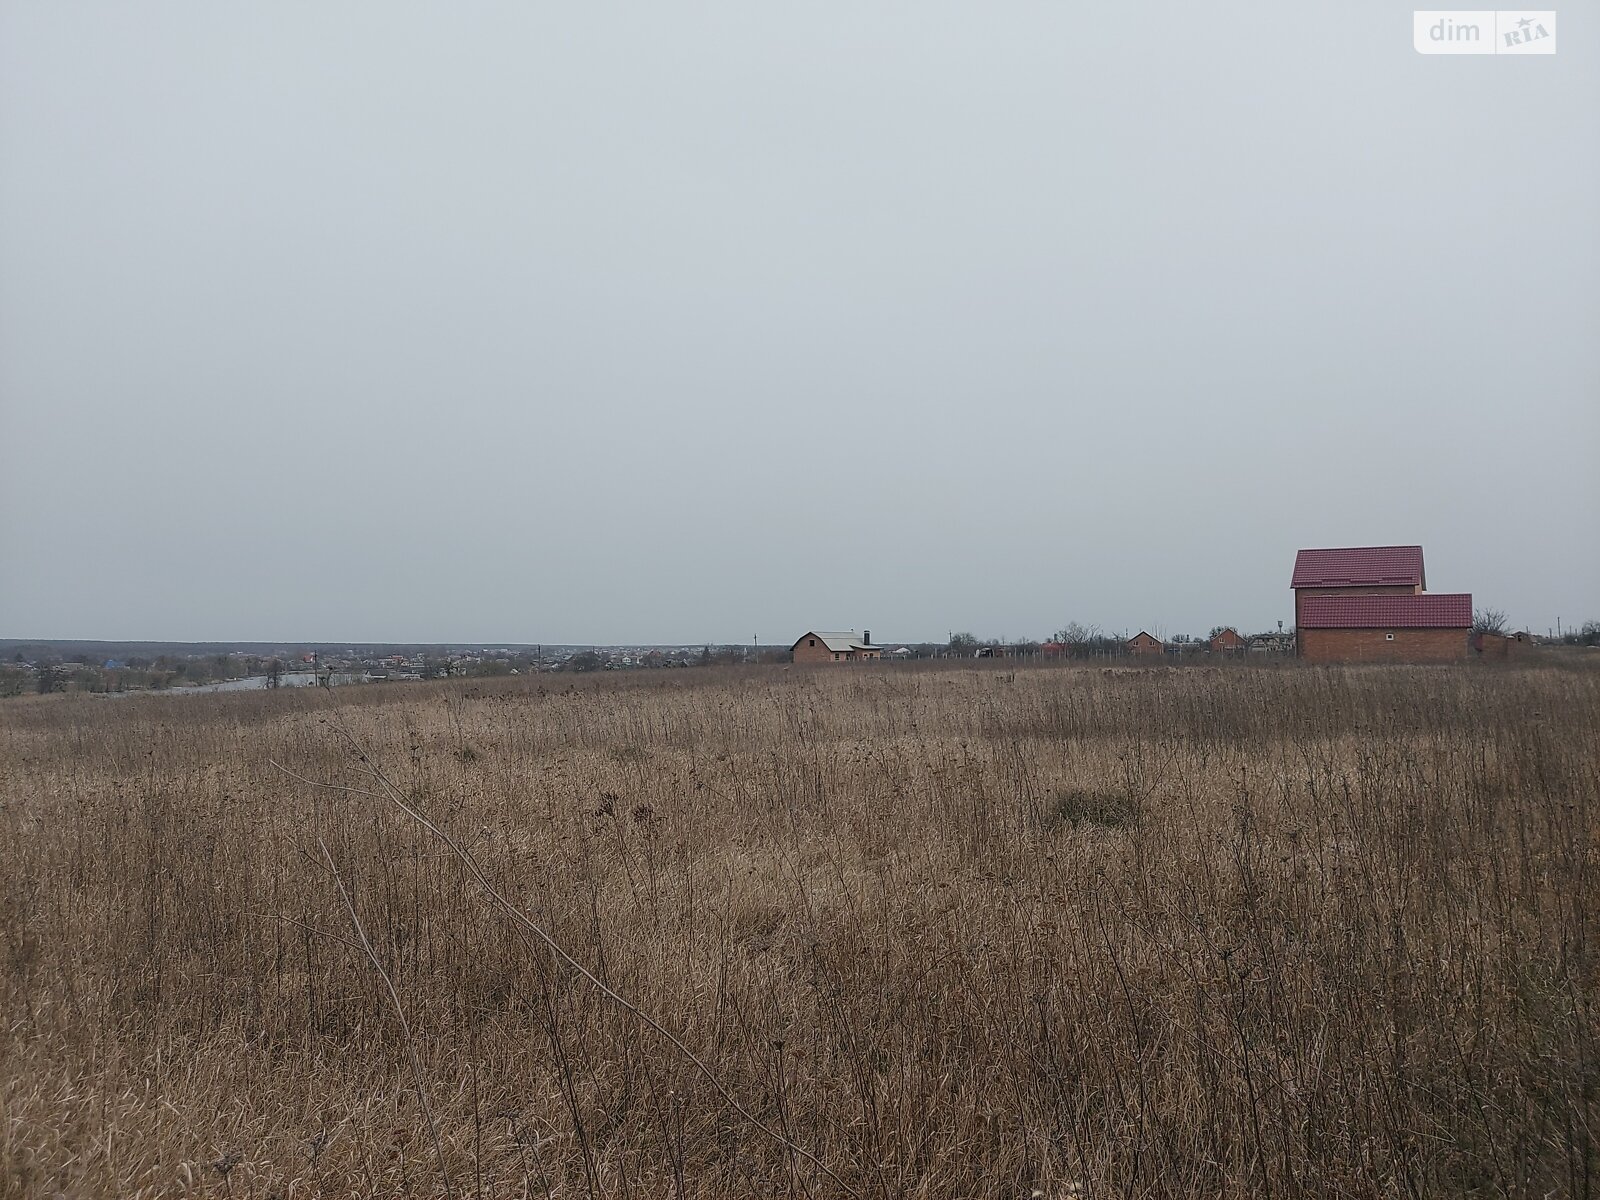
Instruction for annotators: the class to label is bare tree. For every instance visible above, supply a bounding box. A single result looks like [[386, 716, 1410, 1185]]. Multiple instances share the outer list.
[[265, 658, 283, 689], [1052, 621, 1103, 644], [1473, 608, 1508, 635]]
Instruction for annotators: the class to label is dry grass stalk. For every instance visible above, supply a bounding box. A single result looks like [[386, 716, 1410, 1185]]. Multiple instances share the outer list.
[[318, 837, 454, 1198], [0, 658, 1594, 1197]]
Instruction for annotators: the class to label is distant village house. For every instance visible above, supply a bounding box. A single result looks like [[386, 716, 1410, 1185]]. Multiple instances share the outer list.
[[1127, 631, 1162, 657], [1209, 628, 1244, 653], [791, 630, 882, 664]]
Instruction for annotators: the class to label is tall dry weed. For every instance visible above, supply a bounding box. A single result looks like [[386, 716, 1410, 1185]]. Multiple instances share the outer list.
[[0, 660, 1594, 1197]]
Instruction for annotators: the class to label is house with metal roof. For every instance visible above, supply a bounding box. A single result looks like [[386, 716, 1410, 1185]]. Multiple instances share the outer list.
[[1291, 545, 1471, 663], [1292, 545, 1424, 626], [790, 630, 882, 664], [1291, 545, 1425, 590]]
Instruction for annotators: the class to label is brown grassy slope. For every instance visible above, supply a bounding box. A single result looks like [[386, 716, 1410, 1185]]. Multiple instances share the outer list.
[[0, 661, 1595, 1198]]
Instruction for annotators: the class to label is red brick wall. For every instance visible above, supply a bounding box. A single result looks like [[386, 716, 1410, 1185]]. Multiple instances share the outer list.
[[1128, 634, 1162, 656], [1474, 633, 1509, 660], [792, 636, 837, 665], [1294, 584, 1419, 626], [1299, 627, 1468, 664], [791, 638, 879, 664], [1473, 634, 1538, 661], [1210, 629, 1244, 651]]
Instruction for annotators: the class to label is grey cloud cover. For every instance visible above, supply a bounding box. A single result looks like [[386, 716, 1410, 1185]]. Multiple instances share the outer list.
[[2, 2, 1595, 643]]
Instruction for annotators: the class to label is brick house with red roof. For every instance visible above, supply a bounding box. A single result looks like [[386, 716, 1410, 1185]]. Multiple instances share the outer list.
[[1209, 627, 1245, 654], [1291, 545, 1425, 624], [1291, 546, 1471, 663], [1127, 631, 1163, 657]]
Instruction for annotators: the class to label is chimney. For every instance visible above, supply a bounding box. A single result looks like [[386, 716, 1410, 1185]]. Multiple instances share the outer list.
[[863, 630, 871, 646]]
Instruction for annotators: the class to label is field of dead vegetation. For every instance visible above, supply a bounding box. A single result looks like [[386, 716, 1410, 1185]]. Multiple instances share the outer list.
[[0, 660, 1595, 1199]]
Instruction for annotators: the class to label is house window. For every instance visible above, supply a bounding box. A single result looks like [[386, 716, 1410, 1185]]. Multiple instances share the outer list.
[[808, 639, 815, 647], [1385, 632, 1395, 641]]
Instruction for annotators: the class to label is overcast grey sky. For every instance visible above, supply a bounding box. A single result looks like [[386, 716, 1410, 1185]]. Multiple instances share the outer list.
[[2, 2, 1595, 644]]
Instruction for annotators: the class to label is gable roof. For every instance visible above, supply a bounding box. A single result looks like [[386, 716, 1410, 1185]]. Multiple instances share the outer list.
[[1292, 545, 1425, 589], [791, 631, 874, 652], [1128, 630, 1161, 644], [1298, 593, 1471, 629]]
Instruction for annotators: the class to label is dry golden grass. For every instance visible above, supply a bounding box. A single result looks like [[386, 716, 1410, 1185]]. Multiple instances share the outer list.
[[1, 660, 1595, 1198]]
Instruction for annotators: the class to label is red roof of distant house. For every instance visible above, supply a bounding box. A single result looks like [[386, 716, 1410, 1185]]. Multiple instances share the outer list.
[[1298, 593, 1471, 629], [1291, 545, 1425, 589]]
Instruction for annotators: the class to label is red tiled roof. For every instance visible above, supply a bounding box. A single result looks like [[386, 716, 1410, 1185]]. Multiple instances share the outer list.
[[1291, 545, 1424, 589], [1298, 593, 1471, 629]]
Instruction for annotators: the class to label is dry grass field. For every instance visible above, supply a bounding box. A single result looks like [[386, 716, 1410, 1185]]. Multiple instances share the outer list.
[[1, 660, 1596, 1198]]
